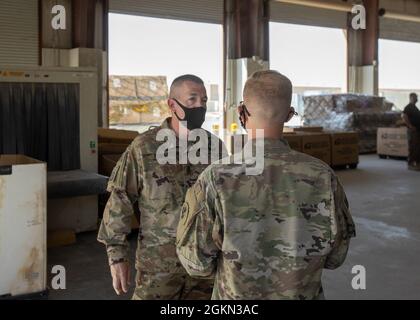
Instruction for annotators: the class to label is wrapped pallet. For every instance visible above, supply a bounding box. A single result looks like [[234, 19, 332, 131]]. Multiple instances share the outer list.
[[303, 94, 401, 153], [109, 75, 171, 126]]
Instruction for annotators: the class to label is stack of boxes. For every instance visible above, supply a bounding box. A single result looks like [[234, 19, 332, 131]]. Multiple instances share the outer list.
[[108, 75, 171, 128], [97, 128, 139, 177], [302, 94, 401, 154], [97, 126, 360, 173], [283, 126, 360, 168], [228, 126, 360, 169]]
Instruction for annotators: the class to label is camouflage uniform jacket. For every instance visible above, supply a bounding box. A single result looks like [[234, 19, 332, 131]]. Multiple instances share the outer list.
[[98, 118, 227, 274], [176, 138, 356, 300]]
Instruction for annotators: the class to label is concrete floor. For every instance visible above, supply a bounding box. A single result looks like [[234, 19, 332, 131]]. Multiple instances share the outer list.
[[47, 155, 420, 300]]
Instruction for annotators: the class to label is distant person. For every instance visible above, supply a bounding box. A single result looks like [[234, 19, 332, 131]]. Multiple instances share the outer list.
[[176, 70, 356, 300], [402, 93, 420, 171], [98, 74, 227, 299]]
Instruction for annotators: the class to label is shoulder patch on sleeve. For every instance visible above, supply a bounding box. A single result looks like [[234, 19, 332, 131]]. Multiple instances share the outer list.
[[176, 182, 205, 246]]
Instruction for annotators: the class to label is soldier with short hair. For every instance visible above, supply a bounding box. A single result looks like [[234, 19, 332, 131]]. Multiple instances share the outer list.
[[176, 70, 356, 300], [98, 74, 227, 300]]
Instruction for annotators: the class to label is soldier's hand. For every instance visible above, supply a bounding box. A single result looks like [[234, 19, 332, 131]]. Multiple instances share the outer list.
[[110, 262, 131, 295]]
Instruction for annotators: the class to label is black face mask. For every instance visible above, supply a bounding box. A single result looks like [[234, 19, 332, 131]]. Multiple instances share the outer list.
[[173, 98, 206, 131]]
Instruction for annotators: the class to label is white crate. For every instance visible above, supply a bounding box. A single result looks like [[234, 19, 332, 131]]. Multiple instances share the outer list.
[[377, 127, 409, 157], [0, 155, 47, 297]]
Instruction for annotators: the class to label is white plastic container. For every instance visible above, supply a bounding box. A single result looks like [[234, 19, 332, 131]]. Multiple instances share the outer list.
[[0, 155, 47, 298]]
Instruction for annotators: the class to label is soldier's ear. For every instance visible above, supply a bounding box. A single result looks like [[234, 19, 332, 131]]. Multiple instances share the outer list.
[[168, 99, 175, 112]]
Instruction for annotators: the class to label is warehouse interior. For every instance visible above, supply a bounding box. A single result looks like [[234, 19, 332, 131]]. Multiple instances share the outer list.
[[0, 0, 420, 300]]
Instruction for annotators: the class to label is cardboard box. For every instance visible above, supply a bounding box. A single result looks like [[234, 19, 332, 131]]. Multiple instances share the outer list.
[[98, 128, 139, 144], [377, 127, 409, 157], [108, 75, 171, 125], [284, 126, 323, 133], [98, 143, 129, 156], [330, 132, 359, 166], [99, 154, 122, 177], [301, 133, 331, 165], [283, 133, 303, 152]]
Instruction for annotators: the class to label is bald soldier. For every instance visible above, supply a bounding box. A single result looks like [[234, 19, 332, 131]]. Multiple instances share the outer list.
[[98, 74, 227, 300], [176, 70, 356, 300]]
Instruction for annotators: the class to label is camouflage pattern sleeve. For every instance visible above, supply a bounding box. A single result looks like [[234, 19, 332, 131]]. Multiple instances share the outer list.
[[176, 171, 223, 278], [97, 143, 142, 266], [325, 175, 356, 269]]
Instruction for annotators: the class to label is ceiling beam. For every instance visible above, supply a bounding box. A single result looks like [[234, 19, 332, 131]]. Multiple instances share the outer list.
[[274, 0, 420, 23]]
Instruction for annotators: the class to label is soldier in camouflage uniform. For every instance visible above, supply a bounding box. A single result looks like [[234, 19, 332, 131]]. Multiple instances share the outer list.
[[176, 70, 356, 300], [98, 75, 227, 300]]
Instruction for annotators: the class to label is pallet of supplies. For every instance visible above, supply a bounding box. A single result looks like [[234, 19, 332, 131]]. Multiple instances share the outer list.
[[283, 133, 303, 152], [302, 94, 401, 153], [377, 127, 409, 158], [329, 132, 359, 168], [283, 126, 323, 133], [301, 133, 331, 166]]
